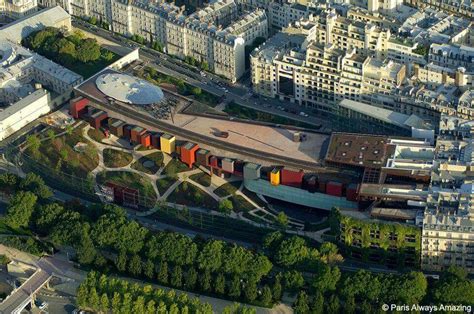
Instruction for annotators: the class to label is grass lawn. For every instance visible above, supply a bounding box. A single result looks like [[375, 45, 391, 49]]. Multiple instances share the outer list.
[[156, 177, 177, 195], [214, 181, 242, 197], [167, 182, 218, 210], [162, 158, 191, 176], [131, 152, 164, 175], [88, 128, 105, 142], [241, 188, 267, 207], [229, 195, 255, 213], [189, 172, 211, 187], [25, 127, 99, 178], [103, 148, 133, 168], [96, 171, 156, 202]]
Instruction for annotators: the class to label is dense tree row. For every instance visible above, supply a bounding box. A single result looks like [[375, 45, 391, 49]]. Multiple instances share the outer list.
[[262, 231, 343, 270], [22, 27, 114, 68], [77, 271, 213, 313], [1, 173, 274, 305], [292, 266, 474, 313]]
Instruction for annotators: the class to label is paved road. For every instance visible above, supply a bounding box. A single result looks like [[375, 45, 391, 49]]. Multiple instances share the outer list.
[[0, 270, 51, 314]]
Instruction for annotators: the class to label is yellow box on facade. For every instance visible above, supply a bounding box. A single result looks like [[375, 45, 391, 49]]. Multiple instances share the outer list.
[[160, 133, 176, 154], [270, 168, 280, 186]]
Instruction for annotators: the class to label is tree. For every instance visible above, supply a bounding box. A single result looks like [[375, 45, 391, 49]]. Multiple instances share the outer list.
[[431, 266, 474, 304], [47, 129, 55, 141], [310, 292, 324, 314], [144, 259, 154, 279], [311, 264, 340, 293], [228, 276, 241, 299], [115, 250, 127, 272], [0, 173, 18, 192], [262, 231, 284, 252], [197, 240, 224, 272], [76, 38, 101, 62], [89, 16, 97, 25], [199, 269, 212, 292], [293, 291, 309, 314], [145, 300, 156, 313], [325, 294, 340, 314], [344, 296, 356, 314], [77, 225, 97, 265], [88, 287, 100, 310], [283, 270, 304, 292], [111, 293, 121, 313], [26, 134, 41, 155], [276, 211, 289, 228], [132, 296, 146, 314], [157, 261, 168, 284], [275, 236, 308, 267], [128, 254, 142, 276], [103, 51, 115, 61], [170, 266, 183, 288], [100, 293, 109, 313], [272, 276, 282, 301], [244, 280, 257, 302], [214, 273, 226, 295], [218, 199, 233, 214], [34, 203, 65, 234], [76, 284, 89, 308], [328, 208, 341, 235], [184, 267, 198, 290], [6, 191, 37, 228], [20, 173, 52, 199], [260, 285, 272, 306]]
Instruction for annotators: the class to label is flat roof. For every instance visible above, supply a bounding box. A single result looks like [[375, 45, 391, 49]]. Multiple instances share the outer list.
[[0, 89, 49, 121], [325, 132, 395, 168], [96, 73, 164, 105], [172, 114, 330, 164]]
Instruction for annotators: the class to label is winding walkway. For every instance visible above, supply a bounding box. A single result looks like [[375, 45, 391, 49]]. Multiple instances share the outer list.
[[82, 125, 307, 231]]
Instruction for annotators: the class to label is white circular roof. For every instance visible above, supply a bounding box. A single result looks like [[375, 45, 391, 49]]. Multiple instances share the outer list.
[[96, 73, 164, 105]]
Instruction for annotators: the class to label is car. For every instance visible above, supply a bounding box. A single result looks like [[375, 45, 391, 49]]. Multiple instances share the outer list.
[[35, 300, 48, 310]]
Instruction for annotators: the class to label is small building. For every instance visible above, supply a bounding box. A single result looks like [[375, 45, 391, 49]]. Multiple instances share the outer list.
[[160, 133, 176, 154], [243, 162, 261, 180], [131, 126, 146, 143], [151, 132, 161, 149], [108, 118, 126, 137], [140, 132, 151, 148], [123, 125, 134, 140], [270, 168, 281, 186], [181, 142, 200, 168], [87, 108, 108, 129], [196, 149, 211, 167], [281, 168, 304, 187], [69, 97, 89, 119], [221, 158, 235, 173]]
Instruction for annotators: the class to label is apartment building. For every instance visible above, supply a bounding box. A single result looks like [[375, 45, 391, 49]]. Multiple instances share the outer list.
[[422, 116, 474, 274], [403, 0, 473, 19], [0, 0, 37, 20], [48, 0, 264, 81]]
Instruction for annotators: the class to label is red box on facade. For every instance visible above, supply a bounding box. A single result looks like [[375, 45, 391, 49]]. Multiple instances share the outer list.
[[123, 125, 133, 139], [181, 142, 199, 168], [281, 169, 304, 187], [89, 110, 108, 129], [70, 97, 89, 119], [318, 180, 326, 193], [151, 133, 161, 149], [140, 132, 151, 148], [327, 181, 344, 197], [346, 183, 359, 201], [209, 156, 218, 168], [131, 126, 146, 143], [233, 160, 244, 176]]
